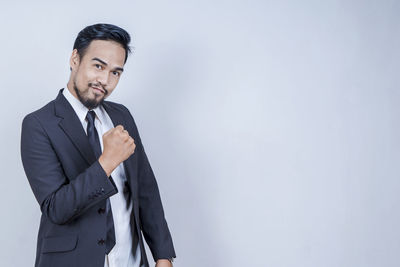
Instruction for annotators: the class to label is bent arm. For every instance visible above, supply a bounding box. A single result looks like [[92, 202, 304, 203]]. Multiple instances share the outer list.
[[20, 114, 118, 225]]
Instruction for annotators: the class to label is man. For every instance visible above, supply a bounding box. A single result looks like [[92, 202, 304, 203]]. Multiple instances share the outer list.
[[20, 23, 176, 267]]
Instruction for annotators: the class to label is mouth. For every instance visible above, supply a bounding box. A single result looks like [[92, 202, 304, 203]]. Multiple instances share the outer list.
[[91, 86, 105, 94]]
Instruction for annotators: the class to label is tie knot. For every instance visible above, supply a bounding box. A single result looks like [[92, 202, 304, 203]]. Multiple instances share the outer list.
[[86, 110, 96, 124]]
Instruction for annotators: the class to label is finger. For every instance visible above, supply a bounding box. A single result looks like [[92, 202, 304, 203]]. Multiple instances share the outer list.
[[122, 134, 130, 142], [128, 137, 135, 145], [115, 125, 124, 131], [125, 137, 133, 145]]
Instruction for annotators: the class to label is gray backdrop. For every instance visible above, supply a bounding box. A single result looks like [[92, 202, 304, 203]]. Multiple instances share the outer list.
[[1, 0, 399, 266]]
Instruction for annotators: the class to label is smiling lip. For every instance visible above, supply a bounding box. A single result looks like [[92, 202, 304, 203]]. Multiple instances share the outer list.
[[92, 86, 105, 94]]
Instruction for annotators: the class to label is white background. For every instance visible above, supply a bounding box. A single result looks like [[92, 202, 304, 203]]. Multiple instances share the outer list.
[[0, 1, 399, 266]]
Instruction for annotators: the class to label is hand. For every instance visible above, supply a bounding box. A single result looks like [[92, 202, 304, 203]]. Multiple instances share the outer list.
[[98, 125, 135, 176], [155, 259, 173, 267]]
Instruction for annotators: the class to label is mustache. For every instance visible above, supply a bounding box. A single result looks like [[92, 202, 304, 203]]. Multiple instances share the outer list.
[[89, 83, 107, 95]]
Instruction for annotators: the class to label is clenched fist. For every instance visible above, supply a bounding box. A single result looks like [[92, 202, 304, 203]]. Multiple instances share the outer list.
[[98, 125, 136, 177]]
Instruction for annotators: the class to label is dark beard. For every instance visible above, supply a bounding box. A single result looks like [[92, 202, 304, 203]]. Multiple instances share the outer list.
[[73, 83, 104, 110]]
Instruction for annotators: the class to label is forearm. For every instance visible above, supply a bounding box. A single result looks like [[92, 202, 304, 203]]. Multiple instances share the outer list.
[[137, 144, 176, 260], [98, 153, 119, 177], [41, 160, 117, 224]]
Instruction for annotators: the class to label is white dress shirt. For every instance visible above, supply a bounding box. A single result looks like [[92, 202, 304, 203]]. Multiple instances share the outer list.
[[63, 86, 142, 267]]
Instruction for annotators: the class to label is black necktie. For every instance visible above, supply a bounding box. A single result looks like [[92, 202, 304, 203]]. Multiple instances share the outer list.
[[86, 110, 116, 254]]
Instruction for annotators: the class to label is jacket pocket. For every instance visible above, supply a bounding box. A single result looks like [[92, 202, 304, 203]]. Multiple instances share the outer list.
[[41, 234, 78, 253]]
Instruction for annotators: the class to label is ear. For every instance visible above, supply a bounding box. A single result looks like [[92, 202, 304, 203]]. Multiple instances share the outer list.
[[69, 49, 80, 71]]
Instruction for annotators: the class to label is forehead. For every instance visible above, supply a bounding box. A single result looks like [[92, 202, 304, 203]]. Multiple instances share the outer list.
[[82, 40, 125, 67]]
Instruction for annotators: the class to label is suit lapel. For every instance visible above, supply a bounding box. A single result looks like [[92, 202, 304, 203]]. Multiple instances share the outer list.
[[102, 101, 126, 133], [55, 88, 96, 165]]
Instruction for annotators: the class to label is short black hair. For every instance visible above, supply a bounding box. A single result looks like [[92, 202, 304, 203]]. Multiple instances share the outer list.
[[73, 23, 132, 64]]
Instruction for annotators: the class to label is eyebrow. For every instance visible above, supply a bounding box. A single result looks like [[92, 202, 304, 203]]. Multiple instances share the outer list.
[[92, 57, 124, 72]]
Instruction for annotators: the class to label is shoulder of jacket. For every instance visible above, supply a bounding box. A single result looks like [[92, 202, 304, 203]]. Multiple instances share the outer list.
[[104, 100, 131, 114], [23, 99, 56, 123]]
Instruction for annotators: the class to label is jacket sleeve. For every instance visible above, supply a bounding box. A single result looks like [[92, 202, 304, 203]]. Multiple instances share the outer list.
[[20, 113, 118, 225], [123, 106, 176, 262]]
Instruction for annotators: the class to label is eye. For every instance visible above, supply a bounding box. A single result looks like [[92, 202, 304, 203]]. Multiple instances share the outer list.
[[112, 71, 120, 77], [95, 64, 103, 70]]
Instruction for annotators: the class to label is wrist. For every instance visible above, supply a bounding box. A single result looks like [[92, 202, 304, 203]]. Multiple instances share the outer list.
[[98, 154, 118, 177]]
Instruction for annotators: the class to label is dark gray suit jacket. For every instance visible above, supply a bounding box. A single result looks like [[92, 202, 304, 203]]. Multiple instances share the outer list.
[[20, 88, 176, 267]]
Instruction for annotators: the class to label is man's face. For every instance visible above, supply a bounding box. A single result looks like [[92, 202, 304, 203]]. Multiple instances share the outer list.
[[69, 40, 125, 109]]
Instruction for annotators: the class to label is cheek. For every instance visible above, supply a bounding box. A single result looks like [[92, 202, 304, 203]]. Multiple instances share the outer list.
[[106, 84, 116, 95], [109, 78, 118, 87], [103, 75, 115, 88], [77, 69, 96, 85]]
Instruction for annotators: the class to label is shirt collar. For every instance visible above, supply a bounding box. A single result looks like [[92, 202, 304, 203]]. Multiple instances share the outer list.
[[63, 85, 103, 125]]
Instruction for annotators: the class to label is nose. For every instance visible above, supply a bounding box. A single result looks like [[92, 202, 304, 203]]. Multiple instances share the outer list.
[[96, 71, 109, 88]]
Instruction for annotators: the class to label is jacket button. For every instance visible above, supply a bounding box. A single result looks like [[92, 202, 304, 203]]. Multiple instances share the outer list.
[[98, 207, 105, 214], [98, 239, 105, 245]]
